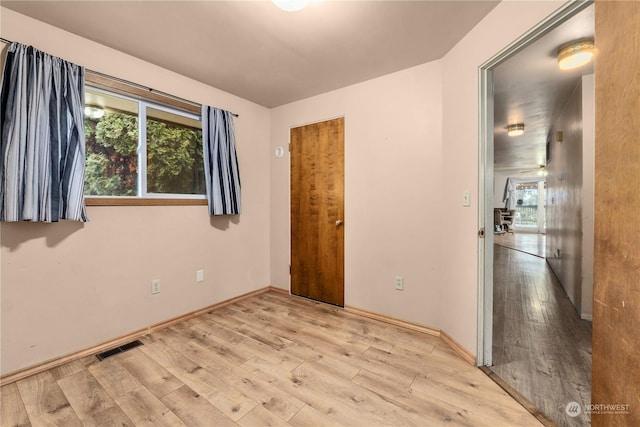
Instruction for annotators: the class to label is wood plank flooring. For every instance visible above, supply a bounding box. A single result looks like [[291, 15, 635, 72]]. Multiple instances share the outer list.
[[1, 291, 541, 426], [494, 232, 546, 258], [491, 244, 592, 427]]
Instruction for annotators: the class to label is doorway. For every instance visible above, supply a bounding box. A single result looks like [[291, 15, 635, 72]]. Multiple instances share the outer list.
[[478, 1, 594, 425], [290, 117, 345, 307]]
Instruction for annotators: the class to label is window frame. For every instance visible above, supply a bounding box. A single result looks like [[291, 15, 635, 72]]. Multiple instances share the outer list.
[[84, 73, 206, 206]]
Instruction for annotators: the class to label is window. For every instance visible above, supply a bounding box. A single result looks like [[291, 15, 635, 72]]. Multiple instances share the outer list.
[[84, 86, 205, 204], [513, 181, 546, 232]]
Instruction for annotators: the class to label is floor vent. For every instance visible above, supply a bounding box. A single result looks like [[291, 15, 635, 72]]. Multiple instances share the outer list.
[[96, 340, 144, 361]]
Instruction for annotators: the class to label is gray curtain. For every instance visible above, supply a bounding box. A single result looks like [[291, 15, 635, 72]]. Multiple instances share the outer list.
[[201, 105, 241, 216], [0, 42, 87, 222]]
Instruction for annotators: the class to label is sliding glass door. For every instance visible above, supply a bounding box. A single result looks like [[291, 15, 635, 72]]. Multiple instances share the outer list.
[[513, 181, 546, 232]]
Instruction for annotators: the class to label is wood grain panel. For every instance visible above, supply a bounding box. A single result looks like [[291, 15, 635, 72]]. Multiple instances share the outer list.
[[593, 2, 640, 426], [16, 372, 83, 426], [0, 383, 31, 427], [290, 118, 345, 306]]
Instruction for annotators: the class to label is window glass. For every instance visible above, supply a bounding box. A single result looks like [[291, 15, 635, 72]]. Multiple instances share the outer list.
[[84, 89, 138, 196], [146, 107, 205, 195], [83, 87, 205, 198]]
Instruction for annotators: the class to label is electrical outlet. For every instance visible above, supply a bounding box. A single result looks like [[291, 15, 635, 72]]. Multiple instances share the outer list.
[[395, 275, 404, 291], [196, 269, 204, 283], [151, 279, 160, 294]]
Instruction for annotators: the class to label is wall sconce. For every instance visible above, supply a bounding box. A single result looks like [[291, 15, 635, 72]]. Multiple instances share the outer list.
[[84, 105, 104, 119], [507, 123, 525, 137], [557, 40, 594, 71]]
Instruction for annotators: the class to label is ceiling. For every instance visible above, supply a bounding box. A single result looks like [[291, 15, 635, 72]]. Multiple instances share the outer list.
[[2, 0, 498, 108], [492, 4, 594, 172], [2, 1, 595, 171]]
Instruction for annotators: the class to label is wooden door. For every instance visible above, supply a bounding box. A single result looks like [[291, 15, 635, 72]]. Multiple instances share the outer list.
[[290, 118, 344, 306], [592, 2, 640, 425]]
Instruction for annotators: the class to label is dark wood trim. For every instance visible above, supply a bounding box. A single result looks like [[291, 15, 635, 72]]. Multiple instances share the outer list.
[[85, 197, 207, 207]]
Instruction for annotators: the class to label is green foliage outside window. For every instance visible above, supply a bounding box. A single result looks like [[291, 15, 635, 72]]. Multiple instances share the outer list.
[[84, 110, 205, 196]]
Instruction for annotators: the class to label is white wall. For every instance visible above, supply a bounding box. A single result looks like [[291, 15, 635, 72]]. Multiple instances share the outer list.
[[0, 8, 271, 375], [270, 61, 445, 329]]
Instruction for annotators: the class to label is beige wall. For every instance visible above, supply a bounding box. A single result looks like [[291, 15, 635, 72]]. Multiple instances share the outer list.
[[271, 1, 564, 354], [270, 61, 445, 328], [440, 0, 563, 353], [1, 1, 568, 375], [0, 9, 271, 375]]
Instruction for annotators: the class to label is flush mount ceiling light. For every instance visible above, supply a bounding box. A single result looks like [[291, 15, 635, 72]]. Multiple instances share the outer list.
[[507, 123, 525, 137], [557, 39, 594, 71], [84, 105, 104, 119], [272, 0, 309, 12]]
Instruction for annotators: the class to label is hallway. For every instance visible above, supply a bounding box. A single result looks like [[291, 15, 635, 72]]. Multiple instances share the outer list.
[[491, 240, 592, 426]]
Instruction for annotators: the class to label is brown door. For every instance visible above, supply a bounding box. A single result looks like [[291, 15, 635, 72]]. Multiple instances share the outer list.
[[290, 118, 344, 306], [592, 2, 640, 424]]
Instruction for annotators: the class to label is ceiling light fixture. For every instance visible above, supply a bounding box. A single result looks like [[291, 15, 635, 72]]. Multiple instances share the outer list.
[[272, 0, 309, 12], [84, 105, 105, 119], [557, 39, 594, 71], [507, 123, 525, 137]]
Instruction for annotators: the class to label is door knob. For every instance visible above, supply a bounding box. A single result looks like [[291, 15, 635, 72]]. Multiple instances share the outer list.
[[336, 219, 343, 226]]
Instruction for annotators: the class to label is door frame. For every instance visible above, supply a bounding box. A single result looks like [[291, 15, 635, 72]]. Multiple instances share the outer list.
[[476, 0, 593, 366]]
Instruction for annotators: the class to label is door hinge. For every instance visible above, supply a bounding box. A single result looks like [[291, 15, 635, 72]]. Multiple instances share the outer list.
[[289, 264, 291, 275], [478, 228, 485, 238]]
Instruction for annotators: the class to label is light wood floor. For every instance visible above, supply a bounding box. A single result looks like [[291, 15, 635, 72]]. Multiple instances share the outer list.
[[1, 291, 542, 426], [491, 245, 592, 427]]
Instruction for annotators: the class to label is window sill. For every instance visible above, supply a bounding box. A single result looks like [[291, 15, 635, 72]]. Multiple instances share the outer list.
[[85, 197, 207, 206]]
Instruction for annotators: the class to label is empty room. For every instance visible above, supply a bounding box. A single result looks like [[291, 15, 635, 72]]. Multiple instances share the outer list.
[[0, 1, 638, 426]]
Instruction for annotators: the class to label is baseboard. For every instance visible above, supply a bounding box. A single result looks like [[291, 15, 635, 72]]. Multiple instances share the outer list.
[[267, 286, 290, 296], [2, 287, 476, 385], [344, 305, 475, 365], [0, 286, 279, 386], [440, 330, 476, 365], [344, 306, 440, 337]]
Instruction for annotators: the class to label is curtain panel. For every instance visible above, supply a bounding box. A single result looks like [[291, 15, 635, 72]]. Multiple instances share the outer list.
[[0, 42, 88, 222], [201, 106, 241, 216]]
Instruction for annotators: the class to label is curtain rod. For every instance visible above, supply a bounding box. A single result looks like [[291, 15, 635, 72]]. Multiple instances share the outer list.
[[0, 37, 238, 118]]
